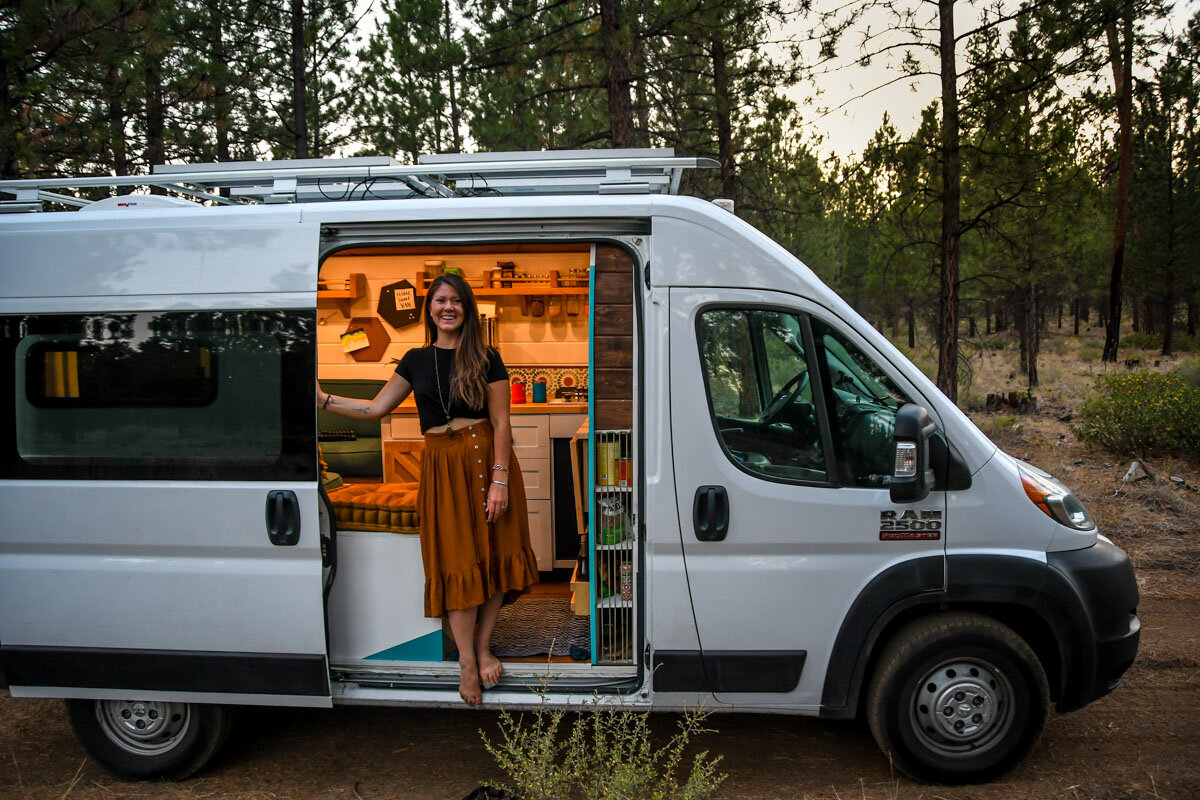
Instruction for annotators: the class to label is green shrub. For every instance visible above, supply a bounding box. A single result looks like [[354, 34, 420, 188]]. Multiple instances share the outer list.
[[1074, 372, 1200, 456], [1121, 331, 1162, 351], [1175, 358, 1200, 388], [1077, 347, 1102, 362], [482, 695, 725, 800]]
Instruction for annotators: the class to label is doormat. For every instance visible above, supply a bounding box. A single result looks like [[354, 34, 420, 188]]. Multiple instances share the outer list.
[[489, 598, 590, 658]]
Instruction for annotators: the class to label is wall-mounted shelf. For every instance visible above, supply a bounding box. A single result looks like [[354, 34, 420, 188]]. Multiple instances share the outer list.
[[318, 273, 366, 317], [417, 286, 589, 297], [416, 268, 589, 301]]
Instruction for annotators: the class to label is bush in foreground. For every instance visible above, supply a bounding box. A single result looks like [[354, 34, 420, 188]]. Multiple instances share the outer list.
[[1074, 372, 1200, 457], [481, 695, 724, 800]]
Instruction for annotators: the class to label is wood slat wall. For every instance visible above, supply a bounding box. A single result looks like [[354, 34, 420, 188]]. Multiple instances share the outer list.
[[593, 245, 634, 429]]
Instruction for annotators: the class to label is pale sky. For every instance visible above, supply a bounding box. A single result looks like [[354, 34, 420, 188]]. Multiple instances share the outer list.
[[788, 0, 1198, 163], [351, 0, 1196, 165]]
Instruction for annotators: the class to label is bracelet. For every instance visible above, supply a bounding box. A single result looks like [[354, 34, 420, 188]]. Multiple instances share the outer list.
[[492, 479, 508, 488], [492, 464, 508, 472], [322, 394, 332, 410]]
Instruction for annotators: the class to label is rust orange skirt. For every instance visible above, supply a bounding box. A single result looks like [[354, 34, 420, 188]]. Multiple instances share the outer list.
[[418, 419, 539, 617]]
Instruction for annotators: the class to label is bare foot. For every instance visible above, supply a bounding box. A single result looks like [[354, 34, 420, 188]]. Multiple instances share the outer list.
[[459, 662, 482, 706], [477, 649, 503, 688]]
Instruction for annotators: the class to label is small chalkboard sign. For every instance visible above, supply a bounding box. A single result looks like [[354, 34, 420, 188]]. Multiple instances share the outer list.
[[378, 279, 421, 328]]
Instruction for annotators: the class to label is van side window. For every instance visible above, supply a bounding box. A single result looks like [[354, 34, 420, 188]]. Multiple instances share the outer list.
[[1, 311, 315, 481], [810, 318, 912, 487], [697, 308, 827, 484]]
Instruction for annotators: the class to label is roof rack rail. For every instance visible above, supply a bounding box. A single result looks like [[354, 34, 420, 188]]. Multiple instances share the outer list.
[[0, 149, 717, 213]]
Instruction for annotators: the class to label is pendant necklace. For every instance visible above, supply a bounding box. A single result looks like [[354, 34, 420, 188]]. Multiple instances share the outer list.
[[432, 344, 453, 427]]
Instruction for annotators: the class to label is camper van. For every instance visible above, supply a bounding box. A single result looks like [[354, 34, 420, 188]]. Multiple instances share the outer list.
[[0, 151, 1139, 784]]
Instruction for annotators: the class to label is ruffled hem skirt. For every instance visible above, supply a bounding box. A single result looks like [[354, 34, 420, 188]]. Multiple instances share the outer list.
[[418, 419, 539, 617]]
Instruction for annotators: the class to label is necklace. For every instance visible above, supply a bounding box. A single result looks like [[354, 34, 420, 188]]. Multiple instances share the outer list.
[[431, 345, 453, 426]]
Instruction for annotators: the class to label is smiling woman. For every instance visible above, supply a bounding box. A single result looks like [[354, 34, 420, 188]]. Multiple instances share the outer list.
[[316, 272, 539, 708]]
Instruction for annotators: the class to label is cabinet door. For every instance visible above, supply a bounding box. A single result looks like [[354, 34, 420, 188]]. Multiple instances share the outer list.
[[511, 415, 550, 460], [519, 457, 551, 500], [526, 498, 553, 571]]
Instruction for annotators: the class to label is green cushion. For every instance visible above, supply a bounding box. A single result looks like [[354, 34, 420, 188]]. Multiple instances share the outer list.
[[318, 379, 387, 439], [321, 439, 383, 477]]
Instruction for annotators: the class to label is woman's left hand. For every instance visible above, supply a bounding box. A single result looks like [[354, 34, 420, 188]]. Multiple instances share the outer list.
[[486, 481, 509, 523]]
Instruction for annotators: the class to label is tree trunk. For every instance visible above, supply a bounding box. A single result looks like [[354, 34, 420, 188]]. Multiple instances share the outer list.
[[1016, 297, 1029, 375], [1074, 297, 1081, 336], [935, 0, 961, 402], [1162, 293, 1174, 356], [1102, 2, 1134, 362], [1130, 294, 1141, 332], [1057, 301, 1062, 329], [1027, 285, 1040, 388], [108, 64, 128, 175], [1187, 302, 1197, 338], [444, 1, 462, 152], [599, 0, 636, 148], [290, 0, 309, 159], [986, 300, 992, 335], [711, 34, 736, 202], [144, 51, 165, 194], [907, 307, 916, 349]]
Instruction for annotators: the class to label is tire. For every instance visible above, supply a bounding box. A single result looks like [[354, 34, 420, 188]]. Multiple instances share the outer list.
[[866, 612, 1050, 784], [66, 699, 233, 780]]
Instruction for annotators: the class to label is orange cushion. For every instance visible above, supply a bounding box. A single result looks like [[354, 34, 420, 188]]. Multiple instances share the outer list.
[[328, 482, 420, 534]]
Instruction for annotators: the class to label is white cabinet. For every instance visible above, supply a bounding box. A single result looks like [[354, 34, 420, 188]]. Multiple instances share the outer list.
[[527, 498, 553, 571], [511, 415, 550, 460]]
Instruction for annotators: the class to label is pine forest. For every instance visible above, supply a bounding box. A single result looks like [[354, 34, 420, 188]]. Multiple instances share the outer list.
[[4, 0, 1199, 404]]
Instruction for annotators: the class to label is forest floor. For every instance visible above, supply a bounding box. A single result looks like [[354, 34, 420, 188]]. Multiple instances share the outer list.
[[1, 332, 1198, 800]]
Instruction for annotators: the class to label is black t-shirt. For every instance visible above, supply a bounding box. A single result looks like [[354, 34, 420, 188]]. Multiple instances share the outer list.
[[395, 345, 509, 433]]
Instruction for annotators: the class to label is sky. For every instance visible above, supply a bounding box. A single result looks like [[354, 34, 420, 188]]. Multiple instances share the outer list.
[[790, 0, 1198, 163]]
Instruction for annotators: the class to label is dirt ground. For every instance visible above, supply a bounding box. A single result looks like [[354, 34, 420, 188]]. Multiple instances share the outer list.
[[2, 339, 1198, 800]]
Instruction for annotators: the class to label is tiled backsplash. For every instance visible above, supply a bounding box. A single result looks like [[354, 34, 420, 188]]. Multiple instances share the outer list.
[[508, 366, 588, 392]]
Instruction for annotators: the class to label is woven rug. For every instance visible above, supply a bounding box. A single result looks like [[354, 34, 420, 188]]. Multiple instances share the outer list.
[[489, 598, 590, 658]]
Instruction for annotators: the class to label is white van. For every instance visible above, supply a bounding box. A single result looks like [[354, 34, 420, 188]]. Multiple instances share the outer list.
[[0, 151, 1139, 784]]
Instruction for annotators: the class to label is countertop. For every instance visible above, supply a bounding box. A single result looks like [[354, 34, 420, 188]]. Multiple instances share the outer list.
[[391, 400, 588, 415]]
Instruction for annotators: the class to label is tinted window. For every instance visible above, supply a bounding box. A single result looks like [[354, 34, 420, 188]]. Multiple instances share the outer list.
[[1, 311, 315, 480], [811, 318, 911, 487], [697, 308, 826, 484]]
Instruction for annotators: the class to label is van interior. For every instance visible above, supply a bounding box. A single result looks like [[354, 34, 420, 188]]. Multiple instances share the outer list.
[[316, 243, 637, 684]]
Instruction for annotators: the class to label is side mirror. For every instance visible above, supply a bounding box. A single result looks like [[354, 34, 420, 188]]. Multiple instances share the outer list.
[[890, 404, 936, 503]]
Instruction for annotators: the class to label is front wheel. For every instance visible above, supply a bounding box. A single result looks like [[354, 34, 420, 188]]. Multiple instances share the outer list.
[[66, 699, 232, 779], [866, 612, 1050, 784]]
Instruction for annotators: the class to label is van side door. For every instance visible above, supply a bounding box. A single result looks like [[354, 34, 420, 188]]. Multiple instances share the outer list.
[[0, 221, 328, 707], [664, 288, 947, 708]]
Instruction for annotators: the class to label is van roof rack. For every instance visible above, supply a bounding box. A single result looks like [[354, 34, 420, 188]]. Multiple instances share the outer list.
[[0, 148, 718, 213]]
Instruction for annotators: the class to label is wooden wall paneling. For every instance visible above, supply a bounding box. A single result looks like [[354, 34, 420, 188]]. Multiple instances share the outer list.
[[592, 304, 634, 336], [594, 271, 633, 305], [594, 245, 635, 272], [593, 368, 633, 399], [593, 336, 634, 369], [595, 401, 634, 429]]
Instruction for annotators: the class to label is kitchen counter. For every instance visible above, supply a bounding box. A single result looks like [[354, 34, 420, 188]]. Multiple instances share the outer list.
[[390, 400, 588, 415]]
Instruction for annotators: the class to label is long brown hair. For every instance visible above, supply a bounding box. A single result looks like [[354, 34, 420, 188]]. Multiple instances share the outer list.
[[424, 273, 490, 408]]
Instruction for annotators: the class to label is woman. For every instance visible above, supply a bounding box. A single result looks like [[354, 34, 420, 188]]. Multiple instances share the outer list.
[[316, 273, 539, 707]]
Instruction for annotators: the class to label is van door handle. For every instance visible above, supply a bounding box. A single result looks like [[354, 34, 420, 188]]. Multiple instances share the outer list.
[[265, 490, 301, 546], [692, 485, 729, 541]]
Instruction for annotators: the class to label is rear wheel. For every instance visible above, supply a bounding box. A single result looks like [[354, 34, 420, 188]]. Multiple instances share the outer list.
[[66, 699, 232, 779], [866, 612, 1050, 784]]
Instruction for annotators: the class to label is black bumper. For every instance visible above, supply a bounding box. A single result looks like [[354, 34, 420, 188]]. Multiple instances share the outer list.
[[1048, 538, 1141, 711]]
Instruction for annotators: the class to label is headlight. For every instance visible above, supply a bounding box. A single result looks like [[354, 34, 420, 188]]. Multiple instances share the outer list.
[[1019, 464, 1096, 531]]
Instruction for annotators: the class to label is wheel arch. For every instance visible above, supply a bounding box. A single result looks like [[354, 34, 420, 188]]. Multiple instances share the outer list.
[[820, 553, 1090, 719]]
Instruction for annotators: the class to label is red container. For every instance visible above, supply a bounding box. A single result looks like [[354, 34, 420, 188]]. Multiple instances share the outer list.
[[511, 381, 526, 404]]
